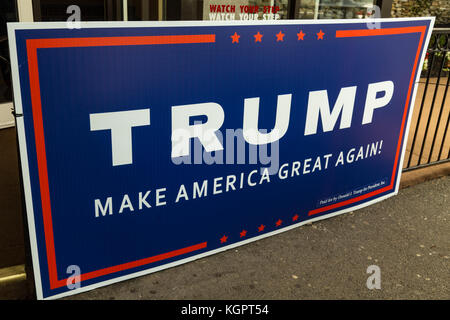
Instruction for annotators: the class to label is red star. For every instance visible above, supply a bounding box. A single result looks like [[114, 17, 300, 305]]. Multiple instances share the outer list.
[[276, 31, 285, 42], [220, 235, 228, 243], [275, 219, 283, 227], [231, 32, 240, 43], [240, 230, 247, 238], [297, 30, 305, 40], [292, 214, 299, 221], [317, 29, 325, 40], [254, 32, 263, 43], [258, 224, 265, 232]]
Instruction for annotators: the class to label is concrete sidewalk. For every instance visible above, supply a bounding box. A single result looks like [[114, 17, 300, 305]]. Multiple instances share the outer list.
[[57, 176, 448, 300], [1, 176, 448, 300]]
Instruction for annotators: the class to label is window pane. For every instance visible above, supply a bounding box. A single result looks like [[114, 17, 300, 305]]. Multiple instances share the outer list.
[[202, 0, 292, 20], [295, 0, 375, 19], [0, 0, 18, 103], [127, 0, 159, 21], [128, 0, 376, 21], [33, 0, 123, 22], [166, 0, 204, 20]]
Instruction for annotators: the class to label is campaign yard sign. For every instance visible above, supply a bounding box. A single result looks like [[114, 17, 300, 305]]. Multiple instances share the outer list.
[[8, 18, 433, 299]]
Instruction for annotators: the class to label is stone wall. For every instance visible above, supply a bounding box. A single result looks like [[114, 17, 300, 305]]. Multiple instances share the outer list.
[[391, 0, 450, 26]]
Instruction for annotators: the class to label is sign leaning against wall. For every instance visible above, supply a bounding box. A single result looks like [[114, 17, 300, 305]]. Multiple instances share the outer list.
[[8, 17, 434, 299]]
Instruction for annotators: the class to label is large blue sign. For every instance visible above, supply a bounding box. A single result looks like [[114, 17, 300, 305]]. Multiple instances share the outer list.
[[8, 18, 433, 299]]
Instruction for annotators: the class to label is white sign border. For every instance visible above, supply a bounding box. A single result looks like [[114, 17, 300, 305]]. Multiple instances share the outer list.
[[7, 17, 435, 300]]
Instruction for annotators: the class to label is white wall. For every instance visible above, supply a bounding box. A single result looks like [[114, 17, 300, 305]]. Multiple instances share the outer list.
[[0, 102, 14, 129]]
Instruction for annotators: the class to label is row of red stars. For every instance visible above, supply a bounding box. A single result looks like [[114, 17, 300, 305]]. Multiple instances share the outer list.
[[230, 29, 325, 43], [220, 214, 300, 243]]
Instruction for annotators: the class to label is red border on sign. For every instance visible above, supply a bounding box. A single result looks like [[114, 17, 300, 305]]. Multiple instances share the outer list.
[[25, 27, 426, 290], [26, 34, 214, 290], [308, 26, 426, 216]]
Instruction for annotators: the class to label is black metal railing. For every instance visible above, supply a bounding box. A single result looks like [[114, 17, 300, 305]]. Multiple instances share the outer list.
[[403, 28, 450, 171]]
